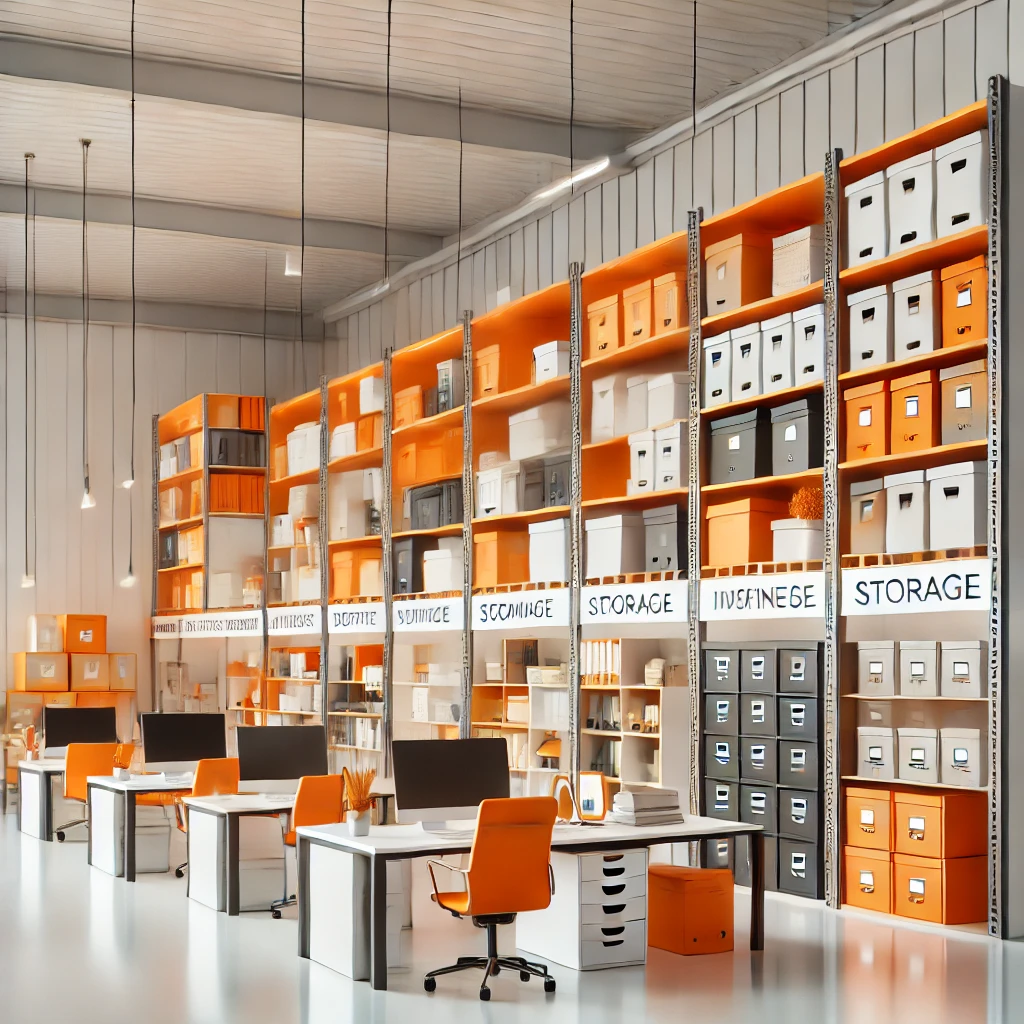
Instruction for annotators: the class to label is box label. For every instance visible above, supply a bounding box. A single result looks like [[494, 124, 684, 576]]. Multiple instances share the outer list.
[[472, 590, 570, 630], [267, 607, 323, 636], [841, 559, 991, 615], [328, 602, 386, 635], [699, 572, 825, 620], [393, 597, 464, 632], [582, 580, 688, 625]]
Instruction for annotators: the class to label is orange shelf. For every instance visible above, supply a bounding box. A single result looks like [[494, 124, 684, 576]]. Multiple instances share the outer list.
[[838, 438, 987, 477], [158, 562, 204, 574], [582, 326, 689, 375], [471, 280, 569, 330], [701, 467, 822, 498], [158, 465, 202, 489], [391, 326, 463, 392], [392, 524, 463, 539], [842, 775, 987, 793], [581, 230, 689, 303], [159, 514, 203, 531], [701, 280, 823, 337], [209, 512, 265, 520], [702, 379, 823, 420], [472, 374, 569, 415], [270, 467, 319, 489], [582, 487, 687, 510], [392, 406, 464, 438], [472, 505, 569, 528], [328, 447, 383, 473], [209, 464, 265, 474], [839, 339, 988, 386], [327, 535, 383, 548]]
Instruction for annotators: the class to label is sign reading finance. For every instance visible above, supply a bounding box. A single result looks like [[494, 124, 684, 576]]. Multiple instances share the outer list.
[[841, 559, 991, 615], [582, 581, 689, 625], [699, 572, 826, 621], [393, 597, 464, 632], [267, 606, 323, 636], [472, 589, 570, 630], [328, 603, 386, 635]]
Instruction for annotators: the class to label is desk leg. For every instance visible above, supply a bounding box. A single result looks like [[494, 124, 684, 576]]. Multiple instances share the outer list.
[[750, 830, 765, 951], [226, 812, 240, 916], [297, 835, 310, 959], [369, 854, 388, 991], [43, 775, 53, 842], [124, 792, 137, 882]]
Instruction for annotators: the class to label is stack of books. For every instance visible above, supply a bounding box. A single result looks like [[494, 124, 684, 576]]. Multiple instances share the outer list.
[[608, 787, 684, 826]]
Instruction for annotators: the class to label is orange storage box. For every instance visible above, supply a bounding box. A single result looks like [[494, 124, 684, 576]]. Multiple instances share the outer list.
[[890, 369, 939, 454], [473, 530, 530, 588], [12, 652, 69, 692], [109, 654, 137, 691], [331, 550, 382, 600], [71, 653, 110, 691], [473, 344, 504, 397], [653, 272, 686, 336], [843, 846, 892, 914], [844, 380, 890, 461], [357, 413, 383, 451], [892, 788, 986, 859], [586, 295, 621, 360], [892, 853, 986, 925], [704, 233, 773, 313], [648, 864, 734, 955], [705, 498, 789, 567], [845, 786, 892, 852], [941, 256, 987, 348], [622, 280, 652, 346], [393, 385, 423, 428], [59, 614, 106, 654]]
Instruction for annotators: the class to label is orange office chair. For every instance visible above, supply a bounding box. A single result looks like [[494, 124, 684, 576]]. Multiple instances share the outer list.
[[173, 757, 240, 878], [424, 796, 558, 1001], [270, 773, 345, 918], [55, 742, 122, 842]]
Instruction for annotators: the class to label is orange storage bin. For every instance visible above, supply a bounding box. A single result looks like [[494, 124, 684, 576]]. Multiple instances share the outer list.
[[648, 864, 734, 955], [704, 233, 773, 313], [357, 413, 383, 451], [892, 789, 986, 859], [941, 257, 987, 348], [845, 786, 892, 852], [332, 550, 381, 600], [705, 498, 789, 567], [71, 653, 110, 691], [890, 369, 939, 454], [586, 295, 621, 360], [653, 272, 686, 336], [395, 440, 445, 487], [473, 530, 530, 588], [844, 380, 890, 462], [12, 652, 69, 692], [843, 846, 892, 914], [394, 385, 423, 428], [892, 853, 986, 925], [622, 280, 652, 345], [59, 614, 107, 654], [474, 344, 504, 397]]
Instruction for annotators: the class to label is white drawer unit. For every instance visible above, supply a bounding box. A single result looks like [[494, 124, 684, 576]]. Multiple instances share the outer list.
[[517, 849, 649, 971]]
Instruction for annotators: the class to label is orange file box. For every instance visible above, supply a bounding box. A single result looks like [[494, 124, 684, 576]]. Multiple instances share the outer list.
[[473, 530, 530, 588], [845, 786, 893, 852], [705, 498, 789, 567], [892, 789, 986, 859], [586, 296, 621, 360], [71, 653, 110, 691], [704, 233, 773, 313], [890, 369, 939, 454], [357, 413, 383, 451], [12, 652, 69, 692], [843, 846, 893, 914], [622, 280, 653, 345], [648, 865, 734, 955], [844, 380, 890, 462], [59, 614, 107, 654], [473, 344, 504, 396], [394, 385, 424, 428], [941, 256, 988, 348], [892, 852, 986, 925], [653, 272, 686, 336]]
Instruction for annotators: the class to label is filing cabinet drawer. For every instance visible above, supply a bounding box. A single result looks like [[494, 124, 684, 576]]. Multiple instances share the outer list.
[[740, 783, 778, 832], [580, 895, 646, 927], [778, 838, 822, 899], [778, 697, 818, 741], [843, 846, 892, 914], [779, 649, 819, 694], [740, 693, 777, 737], [705, 737, 739, 781], [579, 850, 647, 883], [704, 692, 739, 736], [702, 837, 735, 871], [581, 919, 646, 967], [705, 649, 740, 691], [740, 650, 777, 693], [845, 786, 892, 851], [892, 789, 986, 859], [778, 788, 819, 843], [581, 875, 646, 905], [705, 779, 739, 820], [779, 740, 819, 789], [741, 737, 778, 783]]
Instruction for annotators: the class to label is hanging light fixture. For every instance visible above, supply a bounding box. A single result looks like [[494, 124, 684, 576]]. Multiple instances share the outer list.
[[80, 138, 95, 510], [22, 152, 36, 588]]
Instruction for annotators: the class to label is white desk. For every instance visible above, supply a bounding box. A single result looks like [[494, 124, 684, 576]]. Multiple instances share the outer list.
[[17, 760, 66, 841], [296, 815, 765, 991]]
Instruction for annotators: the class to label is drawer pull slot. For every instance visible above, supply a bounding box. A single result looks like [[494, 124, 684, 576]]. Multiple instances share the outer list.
[[601, 883, 626, 896]]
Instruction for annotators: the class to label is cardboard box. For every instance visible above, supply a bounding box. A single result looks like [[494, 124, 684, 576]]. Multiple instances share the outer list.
[[586, 295, 620, 360], [652, 272, 685, 336], [705, 233, 772, 313], [892, 789, 987, 859], [893, 271, 941, 360], [473, 530, 530, 588], [109, 653, 138, 691], [12, 652, 69, 692], [708, 407, 772, 484], [71, 653, 110, 691], [845, 786, 892, 852], [890, 369, 939, 453], [843, 846, 892, 914], [941, 256, 987, 347], [935, 130, 988, 238], [622, 280, 652, 345], [59, 614, 107, 654], [705, 498, 789, 566], [939, 358, 987, 444], [772, 224, 824, 295], [892, 852, 986, 925]]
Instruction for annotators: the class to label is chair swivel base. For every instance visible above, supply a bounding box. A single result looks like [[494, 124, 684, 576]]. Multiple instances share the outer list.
[[424, 956, 555, 1001], [270, 894, 296, 919], [174, 861, 187, 879], [55, 818, 87, 842]]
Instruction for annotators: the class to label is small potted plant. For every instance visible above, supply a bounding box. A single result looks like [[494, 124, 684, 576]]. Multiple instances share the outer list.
[[343, 766, 376, 836], [771, 486, 824, 561]]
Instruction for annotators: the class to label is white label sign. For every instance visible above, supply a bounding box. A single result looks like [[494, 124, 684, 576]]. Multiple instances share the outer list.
[[267, 606, 323, 636], [842, 559, 991, 616], [180, 611, 263, 638], [700, 572, 826, 620], [582, 581, 688, 625], [328, 602, 386, 635], [472, 589, 570, 630], [393, 597, 464, 633], [151, 615, 181, 639]]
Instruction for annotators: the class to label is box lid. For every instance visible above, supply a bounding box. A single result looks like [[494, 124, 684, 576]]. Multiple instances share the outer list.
[[705, 232, 771, 259], [587, 295, 618, 313], [705, 497, 789, 519], [849, 477, 884, 496], [654, 271, 686, 286], [846, 283, 889, 306], [893, 270, 938, 292], [332, 422, 356, 435], [892, 789, 942, 808], [591, 371, 627, 392], [761, 311, 793, 331], [508, 400, 566, 425], [857, 724, 893, 737], [642, 505, 678, 525], [939, 358, 986, 380], [584, 513, 644, 531], [772, 224, 824, 249], [473, 531, 502, 543], [793, 302, 825, 322], [533, 340, 569, 357], [941, 640, 983, 652], [474, 343, 501, 358], [896, 726, 937, 739], [843, 379, 889, 401], [731, 321, 760, 339], [626, 373, 651, 387], [654, 421, 682, 440], [709, 407, 766, 431], [703, 331, 730, 349], [844, 170, 885, 195], [623, 280, 652, 298], [648, 371, 688, 389], [437, 536, 463, 553], [843, 844, 892, 867], [899, 639, 937, 651], [891, 368, 937, 390], [423, 548, 456, 562], [886, 149, 934, 177], [935, 129, 987, 160], [925, 460, 985, 481], [770, 396, 822, 422], [883, 469, 926, 487], [771, 518, 823, 532], [529, 517, 569, 535], [628, 429, 654, 444], [940, 255, 986, 280]]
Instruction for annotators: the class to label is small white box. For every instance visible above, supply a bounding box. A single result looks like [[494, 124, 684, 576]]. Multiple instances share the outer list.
[[848, 285, 893, 370], [329, 423, 356, 460], [858, 640, 898, 696], [703, 332, 731, 408], [507, 401, 570, 461], [898, 727, 938, 785], [328, 472, 364, 540], [297, 564, 321, 603], [628, 430, 655, 493], [858, 726, 895, 780], [27, 615, 62, 653], [423, 543, 462, 592], [533, 340, 570, 383], [411, 687, 429, 722], [625, 375, 650, 434], [646, 372, 688, 428], [653, 422, 684, 491], [940, 640, 986, 698], [590, 373, 629, 443], [730, 322, 762, 401], [898, 640, 938, 697], [940, 728, 983, 788], [359, 375, 385, 414], [892, 271, 941, 360], [845, 170, 887, 267], [793, 303, 825, 384], [209, 572, 243, 609], [287, 421, 321, 475], [772, 225, 824, 295], [761, 313, 794, 392], [771, 518, 823, 561], [926, 461, 986, 550], [529, 518, 570, 583], [584, 513, 646, 578], [887, 150, 935, 252], [884, 470, 928, 554], [288, 484, 319, 522], [935, 130, 988, 238], [475, 462, 520, 518]]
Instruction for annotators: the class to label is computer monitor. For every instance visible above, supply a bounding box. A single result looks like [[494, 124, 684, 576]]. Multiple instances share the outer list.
[[235, 725, 328, 794], [42, 707, 118, 757], [141, 712, 227, 773], [392, 738, 510, 829]]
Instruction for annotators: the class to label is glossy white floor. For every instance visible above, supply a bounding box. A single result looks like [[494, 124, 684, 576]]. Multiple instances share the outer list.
[[0, 813, 1019, 1024]]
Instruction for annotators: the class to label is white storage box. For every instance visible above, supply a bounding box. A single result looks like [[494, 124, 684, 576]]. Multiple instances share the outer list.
[[858, 726, 896, 780], [475, 462, 520, 518], [329, 423, 356, 460], [940, 640, 986, 698], [209, 572, 243, 609], [761, 313, 794, 392], [771, 518, 823, 561], [887, 150, 935, 252], [27, 614, 62, 653], [885, 470, 928, 554], [926, 461, 986, 550], [423, 539, 463, 592], [647, 372, 687, 428], [328, 473, 365, 540], [898, 727, 938, 784], [590, 373, 629, 443], [793, 303, 825, 384], [858, 640, 898, 696], [848, 285, 893, 370], [845, 171, 887, 267], [297, 564, 321, 602], [628, 431, 655, 493], [288, 483, 319, 522], [935, 130, 988, 238], [508, 401, 570, 461], [703, 333, 731, 408], [287, 422, 321, 475], [359, 375, 385, 414], [730, 322, 762, 400], [625, 375, 650, 434], [653, 422, 685, 491], [360, 557, 383, 597], [772, 224, 824, 295], [363, 467, 383, 508], [940, 728, 983, 788], [898, 640, 938, 697], [533, 341, 570, 383], [529, 518, 570, 583], [585, 513, 645, 578], [849, 478, 886, 555], [892, 271, 940, 360]]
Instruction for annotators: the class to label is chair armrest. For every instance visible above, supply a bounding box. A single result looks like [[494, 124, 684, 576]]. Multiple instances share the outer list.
[[426, 858, 467, 904], [549, 863, 555, 897]]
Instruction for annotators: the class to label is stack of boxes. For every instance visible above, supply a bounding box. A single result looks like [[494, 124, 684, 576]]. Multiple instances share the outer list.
[[626, 373, 688, 494], [585, 274, 687, 362]]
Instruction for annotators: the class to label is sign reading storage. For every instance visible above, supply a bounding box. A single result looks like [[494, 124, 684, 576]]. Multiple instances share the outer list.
[[699, 572, 826, 620], [582, 581, 688, 625], [841, 559, 992, 616], [472, 589, 570, 630]]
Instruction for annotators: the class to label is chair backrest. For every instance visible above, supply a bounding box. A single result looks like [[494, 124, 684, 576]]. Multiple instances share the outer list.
[[63, 743, 121, 802], [292, 774, 345, 831], [192, 757, 239, 797], [465, 797, 557, 917]]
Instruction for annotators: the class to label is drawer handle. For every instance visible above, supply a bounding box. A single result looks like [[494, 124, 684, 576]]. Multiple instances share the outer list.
[[602, 866, 626, 877], [602, 904, 626, 915], [602, 940, 625, 948], [860, 824, 875, 834], [909, 830, 925, 841], [908, 895, 924, 905], [860, 884, 875, 894], [602, 883, 626, 896], [601, 926, 625, 937], [602, 854, 624, 863]]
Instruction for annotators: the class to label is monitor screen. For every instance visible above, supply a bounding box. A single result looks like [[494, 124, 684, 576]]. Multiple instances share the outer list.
[[141, 713, 227, 764], [42, 707, 117, 749], [235, 725, 328, 781], [392, 738, 510, 816]]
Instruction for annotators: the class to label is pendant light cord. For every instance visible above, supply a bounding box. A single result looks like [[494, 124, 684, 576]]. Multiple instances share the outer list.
[[82, 138, 91, 496], [384, 0, 392, 287], [299, 0, 306, 372], [455, 85, 463, 309], [24, 153, 33, 582], [126, 0, 137, 579], [569, 0, 574, 192], [691, 1, 697, 185]]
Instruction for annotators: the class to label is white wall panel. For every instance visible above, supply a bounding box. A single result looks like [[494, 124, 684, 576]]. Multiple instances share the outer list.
[[672, 139, 692, 232], [1011, 0, 1024, 85], [538, 213, 553, 289], [654, 149, 674, 240], [602, 177, 620, 260], [756, 97, 780, 195], [636, 160, 655, 247], [945, 9, 977, 112], [484, 244, 498, 312], [395, 284, 411, 349], [885, 35, 915, 141], [830, 60, 857, 159], [734, 107, 757, 206], [692, 130, 713, 217], [584, 186, 603, 270], [856, 47, 885, 152], [780, 85, 805, 185], [443, 263, 458, 328], [713, 121, 735, 214], [495, 234, 511, 301], [471, 251, 486, 320], [458, 254, 473, 317], [569, 194, 585, 266], [976, 0, 1009, 97], [915, 22, 945, 127], [523, 218, 539, 296], [618, 171, 637, 254], [431, 269, 446, 335], [509, 227, 525, 300], [552, 205, 569, 281], [407, 282, 420, 346], [804, 72, 830, 169]]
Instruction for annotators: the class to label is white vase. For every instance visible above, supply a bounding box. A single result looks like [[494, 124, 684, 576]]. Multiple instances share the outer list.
[[347, 809, 371, 836], [771, 518, 824, 561]]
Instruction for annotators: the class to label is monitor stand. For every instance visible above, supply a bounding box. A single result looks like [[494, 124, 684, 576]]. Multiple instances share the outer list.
[[418, 821, 449, 833]]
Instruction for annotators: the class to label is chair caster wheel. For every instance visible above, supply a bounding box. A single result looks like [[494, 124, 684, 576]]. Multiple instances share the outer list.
[[520, 972, 531, 982], [55, 831, 65, 843], [272, 910, 281, 919], [544, 979, 556, 993], [174, 868, 185, 879], [423, 978, 436, 993], [480, 988, 491, 1001], [492, 965, 500, 975]]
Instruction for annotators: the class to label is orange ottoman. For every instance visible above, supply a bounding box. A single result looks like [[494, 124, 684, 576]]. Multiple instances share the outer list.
[[648, 865, 734, 955]]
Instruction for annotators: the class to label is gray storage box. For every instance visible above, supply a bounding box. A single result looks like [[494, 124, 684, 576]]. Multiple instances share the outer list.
[[740, 693, 777, 737], [898, 727, 939, 784], [885, 470, 928, 554], [410, 478, 463, 530], [898, 640, 938, 697], [705, 649, 739, 692], [940, 359, 987, 444], [849, 478, 887, 555], [521, 454, 570, 510], [708, 408, 772, 485], [926, 461, 986, 550], [704, 693, 739, 736], [940, 728, 983, 788], [857, 726, 896, 780], [940, 640, 986, 698], [642, 505, 686, 573], [857, 641, 898, 696], [740, 783, 778, 832], [779, 697, 818, 741], [778, 740, 819, 789], [779, 649, 819, 694], [778, 838, 821, 899], [778, 789, 819, 843], [740, 737, 778, 783], [735, 834, 779, 892], [393, 536, 439, 594], [770, 395, 824, 477], [705, 736, 739, 781], [705, 779, 739, 819], [740, 649, 777, 693]]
